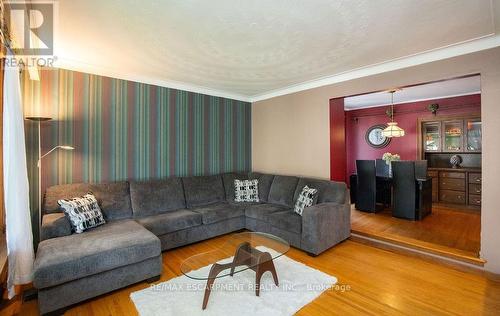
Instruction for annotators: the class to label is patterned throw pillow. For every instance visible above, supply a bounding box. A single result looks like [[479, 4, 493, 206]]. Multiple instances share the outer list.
[[294, 185, 318, 216], [234, 179, 259, 202], [58, 193, 106, 233]]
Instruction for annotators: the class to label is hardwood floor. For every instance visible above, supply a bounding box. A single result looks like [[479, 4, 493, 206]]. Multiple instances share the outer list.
[[351, 204, 482, 264], [8, 234, 500, 316]]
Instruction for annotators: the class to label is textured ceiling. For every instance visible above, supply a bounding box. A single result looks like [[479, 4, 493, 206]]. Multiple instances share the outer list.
[[344, 76, 481, 110], [54, 0, 497, 100]]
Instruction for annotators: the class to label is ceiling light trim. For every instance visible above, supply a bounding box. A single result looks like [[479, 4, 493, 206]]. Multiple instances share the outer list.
[[250, 34, 500, 102], [53, 57, 252, 102]]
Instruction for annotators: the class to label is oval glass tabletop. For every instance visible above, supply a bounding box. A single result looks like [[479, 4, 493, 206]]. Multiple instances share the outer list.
[[180, 232, 290, 280]]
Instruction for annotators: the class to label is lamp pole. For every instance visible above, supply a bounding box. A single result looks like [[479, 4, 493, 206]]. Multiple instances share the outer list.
[[38, 120, 41, 236], [25, 117, 52, 239], [26, 116, 75, 241]]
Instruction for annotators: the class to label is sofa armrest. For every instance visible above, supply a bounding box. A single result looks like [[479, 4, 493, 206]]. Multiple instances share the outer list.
[[301, 201, 351, 255], [41, 213, 72, 241]]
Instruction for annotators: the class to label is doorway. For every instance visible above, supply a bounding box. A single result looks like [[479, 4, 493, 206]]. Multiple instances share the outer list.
[[331, 75, 483, 265]]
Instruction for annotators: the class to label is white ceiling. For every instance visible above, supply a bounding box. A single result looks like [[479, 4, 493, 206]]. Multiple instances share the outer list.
[[344, 75, 481, 110], [53, 0, 499, 101]]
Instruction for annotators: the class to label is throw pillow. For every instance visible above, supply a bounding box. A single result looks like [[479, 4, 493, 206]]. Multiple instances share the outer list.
[[294, 185, 318, 216], [58, 193, 106, 233], [234, 179, 259, 202]]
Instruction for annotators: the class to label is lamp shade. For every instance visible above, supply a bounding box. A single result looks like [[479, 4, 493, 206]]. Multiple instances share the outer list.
[[382, 122, 405, 138]]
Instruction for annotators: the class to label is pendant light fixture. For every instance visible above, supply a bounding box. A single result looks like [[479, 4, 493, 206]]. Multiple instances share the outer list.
[[382, 89, 405, 138]]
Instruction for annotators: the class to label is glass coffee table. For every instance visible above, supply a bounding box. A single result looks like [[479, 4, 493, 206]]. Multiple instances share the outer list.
[[180, 232, 290, 309]]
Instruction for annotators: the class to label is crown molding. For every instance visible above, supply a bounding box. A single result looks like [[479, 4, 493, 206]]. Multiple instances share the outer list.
[[52, 34, 500, 104], [52, 57, 252, 102], [249, 34, 500, 102]]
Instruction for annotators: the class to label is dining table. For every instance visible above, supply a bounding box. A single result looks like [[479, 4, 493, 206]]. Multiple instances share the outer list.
[[350, 173, 432, 214]]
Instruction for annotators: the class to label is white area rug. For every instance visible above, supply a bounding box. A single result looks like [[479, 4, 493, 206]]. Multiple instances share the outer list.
[[130, 248, 337, 316]]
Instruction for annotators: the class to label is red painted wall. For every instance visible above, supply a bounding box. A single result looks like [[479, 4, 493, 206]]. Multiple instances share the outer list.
[[330, 98, 346, 182], [345, 94, 481, 184]]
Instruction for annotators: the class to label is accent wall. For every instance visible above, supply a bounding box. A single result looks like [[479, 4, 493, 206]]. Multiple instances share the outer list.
[[22, 68, 251, 241], [345, 94, 481, 182]]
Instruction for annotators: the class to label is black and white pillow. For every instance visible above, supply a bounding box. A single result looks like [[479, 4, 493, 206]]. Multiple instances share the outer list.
[[294, 185, 318, 216], [234, 179, 259, 202], [58, 193, 106, 233]]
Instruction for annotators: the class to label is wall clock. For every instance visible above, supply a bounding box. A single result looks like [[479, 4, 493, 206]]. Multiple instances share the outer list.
[[365, 124, 391, 148]]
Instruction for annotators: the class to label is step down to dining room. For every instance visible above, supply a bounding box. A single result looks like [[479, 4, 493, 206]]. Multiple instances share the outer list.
[[350, 205, 485, 267]]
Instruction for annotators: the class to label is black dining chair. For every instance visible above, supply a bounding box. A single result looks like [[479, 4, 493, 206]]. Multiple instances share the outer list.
[[415, 160, 428, 179], [375, 159, 391, 207], [375, 159, 390, 177], [392, 161, 432, 220], [349, 174, 357, 204], [355, 160, 383, 212]]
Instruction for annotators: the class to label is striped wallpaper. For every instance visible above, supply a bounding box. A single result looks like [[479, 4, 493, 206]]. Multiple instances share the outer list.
[[22, 68, 251, 240]]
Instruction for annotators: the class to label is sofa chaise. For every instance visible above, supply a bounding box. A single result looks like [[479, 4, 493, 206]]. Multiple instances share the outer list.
[[34, 172, 350, 315]]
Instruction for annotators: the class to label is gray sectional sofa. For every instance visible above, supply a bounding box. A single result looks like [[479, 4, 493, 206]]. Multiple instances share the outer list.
[[34, 172, 350, 315]]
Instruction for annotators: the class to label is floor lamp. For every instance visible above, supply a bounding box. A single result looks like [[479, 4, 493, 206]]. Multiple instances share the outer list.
[[25, 116, 74, 239]]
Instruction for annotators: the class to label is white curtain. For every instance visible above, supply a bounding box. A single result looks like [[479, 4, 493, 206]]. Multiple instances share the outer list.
[[3, 53, 35, 298]]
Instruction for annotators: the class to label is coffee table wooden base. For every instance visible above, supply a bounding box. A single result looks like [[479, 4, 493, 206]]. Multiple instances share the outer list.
[[202, 242, 279, 309]]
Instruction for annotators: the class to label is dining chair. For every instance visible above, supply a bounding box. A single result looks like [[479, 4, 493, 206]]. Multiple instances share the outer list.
[[349, 174, 357, 204], [375, 159, 390, 177], [392, 161, 432, 220], [375, 159, 391, 207], [355, 160, 382, 212], [415, 160, 428, 179]]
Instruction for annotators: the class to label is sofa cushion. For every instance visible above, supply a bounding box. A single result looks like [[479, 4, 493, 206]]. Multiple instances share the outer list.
[[33, 220, 160, 289], [40, 213, 72, 241], [268, 175, 299, 207], [44, 181, 133, 220], [182, 175, 225, 208], [44, 183, 89, 214], [234, 179, 259, 202], [229, 201, 261, 209], [248, 172, 274, 202], [293, 178, 347, 204], [294, 185, 319, 216], [130, 178, 186, 217], [244, 203, 288, 221], [136, 209, 202, 236], [221, 172, 249, 202], [267, 210, 302, 234], [58, 193, 106, 233], [191, 202, 245, 224]]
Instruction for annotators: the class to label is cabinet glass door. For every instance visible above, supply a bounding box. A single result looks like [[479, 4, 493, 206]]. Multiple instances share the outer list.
[[466, 119, 482, 152], [423, 122, 441, 152], [443, 120, 463, 152]]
